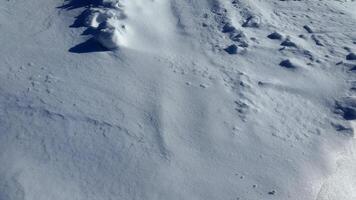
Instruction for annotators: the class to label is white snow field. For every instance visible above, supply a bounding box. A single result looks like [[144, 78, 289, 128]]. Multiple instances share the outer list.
[[0, 0, 356, 199]]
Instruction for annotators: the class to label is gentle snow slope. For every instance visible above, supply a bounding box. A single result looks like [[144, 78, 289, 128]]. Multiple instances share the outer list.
[[0, 0, 356, 200]]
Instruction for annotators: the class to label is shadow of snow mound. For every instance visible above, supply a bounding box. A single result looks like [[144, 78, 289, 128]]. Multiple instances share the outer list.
[[58, 0, 102, 10], [69, 38, 110, 53], [335, 97, 356, 121]]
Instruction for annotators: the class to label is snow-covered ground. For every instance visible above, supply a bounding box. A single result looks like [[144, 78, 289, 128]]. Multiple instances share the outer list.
[[0, 0, 356, 199]]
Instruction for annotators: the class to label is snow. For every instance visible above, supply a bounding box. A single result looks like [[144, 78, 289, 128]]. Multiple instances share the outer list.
[[81, 0, 178, 51], [0, 0, 356, 199]]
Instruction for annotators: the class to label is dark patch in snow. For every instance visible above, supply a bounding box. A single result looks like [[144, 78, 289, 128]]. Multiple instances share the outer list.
[[267, 32, 283, 40], [346, 53, 356, 60], [69, 38, 110, 53], [279, 59, 296, 69], [335, 98, 356, 120], [224, 44, 238, 54]]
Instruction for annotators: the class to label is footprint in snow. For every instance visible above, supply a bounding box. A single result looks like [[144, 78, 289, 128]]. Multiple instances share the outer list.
[[281, 38, 297, 48], [224, 44, 238, 55], [267, 31, 283, 40], [279, 59, 298, 69]]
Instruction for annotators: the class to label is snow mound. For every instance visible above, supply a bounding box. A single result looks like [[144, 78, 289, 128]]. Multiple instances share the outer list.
[[78, 0, 176, 51], [84, 1, 127, 49]]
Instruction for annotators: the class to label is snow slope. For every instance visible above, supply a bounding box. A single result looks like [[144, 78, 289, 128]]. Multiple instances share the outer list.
[[0, 0, 356, 199]]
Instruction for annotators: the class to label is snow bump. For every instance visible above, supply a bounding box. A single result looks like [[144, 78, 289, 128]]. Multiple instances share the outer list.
[[85, 1, 127, 49]]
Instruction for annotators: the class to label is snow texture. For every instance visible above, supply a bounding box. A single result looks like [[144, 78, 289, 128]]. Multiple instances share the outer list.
[[1, 0, 356, 199]]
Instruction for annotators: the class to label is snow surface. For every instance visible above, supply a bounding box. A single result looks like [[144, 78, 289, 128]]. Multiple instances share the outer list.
[[0, 0, 356, 199]]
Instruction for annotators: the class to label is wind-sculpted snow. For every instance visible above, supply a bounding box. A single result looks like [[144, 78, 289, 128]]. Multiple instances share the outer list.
[[1, 0, 356, 199], [83, 0, 127, 49], [66, 0, 177, 51]]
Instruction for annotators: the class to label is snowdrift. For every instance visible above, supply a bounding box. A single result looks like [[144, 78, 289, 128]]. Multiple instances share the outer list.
[[0, 0, 356, 199]]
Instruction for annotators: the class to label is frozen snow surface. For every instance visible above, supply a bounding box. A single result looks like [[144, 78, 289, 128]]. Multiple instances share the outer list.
[[1, 0, 356, 199]]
